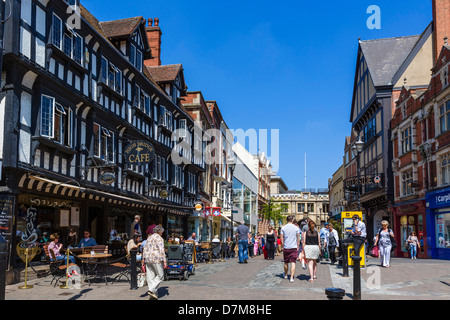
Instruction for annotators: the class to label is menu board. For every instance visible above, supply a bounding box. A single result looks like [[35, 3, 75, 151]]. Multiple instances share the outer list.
[[0, 195, 15, 266], [0, 195, 15, 242]]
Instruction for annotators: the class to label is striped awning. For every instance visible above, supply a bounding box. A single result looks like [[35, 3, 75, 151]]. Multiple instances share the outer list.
[[18, 173, 194, 214], [18, 174, 153, 209]]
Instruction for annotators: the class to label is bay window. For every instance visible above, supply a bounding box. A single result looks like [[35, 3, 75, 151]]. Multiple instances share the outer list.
[[93, 123, 114, 162], [40, 95, 72, 147]]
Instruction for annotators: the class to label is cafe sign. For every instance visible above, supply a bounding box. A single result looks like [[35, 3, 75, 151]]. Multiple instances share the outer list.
[[100, 172, 116, 185], [124, 140, 155, 165]]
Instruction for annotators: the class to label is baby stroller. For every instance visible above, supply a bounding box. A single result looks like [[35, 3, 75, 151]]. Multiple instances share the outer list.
[[164, 244, 195, 281]]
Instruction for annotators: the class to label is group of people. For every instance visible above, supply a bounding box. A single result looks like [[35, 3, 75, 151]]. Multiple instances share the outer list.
[[280, 214, 371, 283]]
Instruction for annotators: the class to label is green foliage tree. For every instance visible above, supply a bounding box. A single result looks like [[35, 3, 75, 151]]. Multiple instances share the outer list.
[[261, 200, 287, 227]]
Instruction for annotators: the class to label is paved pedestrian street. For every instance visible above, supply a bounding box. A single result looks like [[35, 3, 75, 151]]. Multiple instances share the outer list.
[[6, 255, 450, 301]]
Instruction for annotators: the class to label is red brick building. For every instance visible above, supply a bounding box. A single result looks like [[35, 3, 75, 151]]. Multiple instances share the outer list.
[[391, 44, 450, 258]]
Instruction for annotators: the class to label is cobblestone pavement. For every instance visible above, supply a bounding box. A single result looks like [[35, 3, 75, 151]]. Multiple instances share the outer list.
[[5, 254, 450, 300]]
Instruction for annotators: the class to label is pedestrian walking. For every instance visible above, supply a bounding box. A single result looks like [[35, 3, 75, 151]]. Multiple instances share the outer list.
[[254, 234, 259, 256], [374, 220, 395, 268], [248, 234, 255, 258], [142, 225, 166, 300], [325, 224, 339, 265], [319, 223, 329, 262], [281, 215, 300, 283], [276, 235, 282, 256], [407, 231, 420, 260], [302, 220, 320, 282], [265, 226, 276, 260], [236, 220, 250, 263], [130, 215, 142, 239]]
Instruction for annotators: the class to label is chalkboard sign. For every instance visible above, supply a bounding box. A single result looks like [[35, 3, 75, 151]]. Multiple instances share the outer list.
[[0, 195, 16, 266], [0, 195, 15, 242]]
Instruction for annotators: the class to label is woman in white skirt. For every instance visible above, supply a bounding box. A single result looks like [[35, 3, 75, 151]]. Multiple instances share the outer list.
[[302, 220, 321, 282], [374, 220, 395, 268]]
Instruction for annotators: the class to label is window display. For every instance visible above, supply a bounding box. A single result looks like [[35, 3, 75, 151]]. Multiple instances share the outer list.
[[436, 213, 450, 248]]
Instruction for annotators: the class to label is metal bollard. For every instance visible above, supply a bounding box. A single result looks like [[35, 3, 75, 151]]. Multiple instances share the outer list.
[[342, 243, 349, 277], [351, 255, 362, 300], [325, 287, 345, 300], [130, 249, 138, 290]]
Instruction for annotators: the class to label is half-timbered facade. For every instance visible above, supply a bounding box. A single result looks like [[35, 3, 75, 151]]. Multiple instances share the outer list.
[[0, 0, 203, 268]]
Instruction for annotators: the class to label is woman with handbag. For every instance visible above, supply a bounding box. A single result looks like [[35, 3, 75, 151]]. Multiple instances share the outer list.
[[407, 231, 420, 260], [302, 220, 321, 282], [374, 220, 395, 268]]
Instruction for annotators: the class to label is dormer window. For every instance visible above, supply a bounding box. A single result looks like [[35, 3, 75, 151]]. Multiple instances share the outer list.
[[100, 56, 122, 94], [129, 43, 142, 72]]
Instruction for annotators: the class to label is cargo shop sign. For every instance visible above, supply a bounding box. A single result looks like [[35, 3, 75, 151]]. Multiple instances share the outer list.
[[124, 141, 155, 165]]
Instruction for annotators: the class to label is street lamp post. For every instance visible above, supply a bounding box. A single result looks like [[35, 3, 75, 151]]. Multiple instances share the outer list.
[[352, 137, 364, 211], [228, 159, 236, 236]]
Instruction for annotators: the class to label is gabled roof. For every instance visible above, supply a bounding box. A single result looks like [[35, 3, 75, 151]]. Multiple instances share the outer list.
[[146, 64, 183, 82], [100, 16, 144, 39], [360, 35, 420, 87]]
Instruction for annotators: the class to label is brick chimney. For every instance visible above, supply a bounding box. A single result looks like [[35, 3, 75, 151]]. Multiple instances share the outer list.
[[145, 18, 162, 67], [432, 0, 450, 62]]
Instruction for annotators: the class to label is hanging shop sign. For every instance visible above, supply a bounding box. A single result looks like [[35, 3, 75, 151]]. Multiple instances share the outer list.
[[160, 189, 168, 198], [205, 207, 211, 216], [124, 140, 155, 165], [194, 201, 204, 212], [212, 207, 221, 217], [100, 172, 116, 185], [344, 174, 382, 188]]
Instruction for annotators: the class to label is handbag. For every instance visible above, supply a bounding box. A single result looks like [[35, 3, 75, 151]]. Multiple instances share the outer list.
[[370, 246, 379, 258], [137, 265, 147, 288], [389, 230, 397, 249]]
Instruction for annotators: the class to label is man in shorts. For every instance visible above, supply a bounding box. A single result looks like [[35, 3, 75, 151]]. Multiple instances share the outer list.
[[281, 215, 300, 283]]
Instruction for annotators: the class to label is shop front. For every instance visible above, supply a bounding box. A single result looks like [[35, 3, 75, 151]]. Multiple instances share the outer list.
[[426, 187, 450, 260], [392, 200, 427, 258]]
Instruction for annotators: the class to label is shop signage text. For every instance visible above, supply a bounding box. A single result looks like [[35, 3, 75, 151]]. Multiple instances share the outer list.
[[124, 140, 155, 165], [100, 172, 116, 185], [344, 175, 381, 188]]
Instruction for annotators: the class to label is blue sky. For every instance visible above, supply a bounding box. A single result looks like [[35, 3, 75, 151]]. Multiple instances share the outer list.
[[83, 0, 432, 190]]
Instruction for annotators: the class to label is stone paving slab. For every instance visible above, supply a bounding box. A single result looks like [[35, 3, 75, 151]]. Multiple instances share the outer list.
[[5, 254, 450, 301]]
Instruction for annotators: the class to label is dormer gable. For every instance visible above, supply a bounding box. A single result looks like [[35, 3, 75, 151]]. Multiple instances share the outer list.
[[99, 16, 151, 72]]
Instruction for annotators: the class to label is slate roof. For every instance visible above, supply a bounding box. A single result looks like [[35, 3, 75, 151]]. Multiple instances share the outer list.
[[360, 35, 421, 87], [146, 64, 183, 82]]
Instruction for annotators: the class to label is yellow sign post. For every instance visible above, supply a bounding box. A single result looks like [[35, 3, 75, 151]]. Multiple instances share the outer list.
[[340, 211, 366, 268]]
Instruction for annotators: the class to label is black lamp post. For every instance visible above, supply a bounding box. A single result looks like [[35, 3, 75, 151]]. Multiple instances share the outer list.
[[228, 159, 236, 233], [352, 137, 364, 211]]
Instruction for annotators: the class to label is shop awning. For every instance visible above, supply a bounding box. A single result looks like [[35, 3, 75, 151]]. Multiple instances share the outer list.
[[18, 173, 195, 213], [19, 174, 154, 209]]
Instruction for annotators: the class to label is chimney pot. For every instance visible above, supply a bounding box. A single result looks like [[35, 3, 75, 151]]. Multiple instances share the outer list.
[[154, 18, 159, 27], [148, 18, 153, 27]]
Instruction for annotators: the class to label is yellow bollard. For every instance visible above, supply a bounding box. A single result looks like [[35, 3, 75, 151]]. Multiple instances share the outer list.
[[18, 248, 33, 289]]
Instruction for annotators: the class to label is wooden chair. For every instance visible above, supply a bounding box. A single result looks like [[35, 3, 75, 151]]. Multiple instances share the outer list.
[[45, 246, 77, 287]]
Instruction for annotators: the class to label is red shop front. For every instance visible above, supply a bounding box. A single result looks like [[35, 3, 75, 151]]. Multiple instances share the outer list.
[[393, 200, 428, 259]]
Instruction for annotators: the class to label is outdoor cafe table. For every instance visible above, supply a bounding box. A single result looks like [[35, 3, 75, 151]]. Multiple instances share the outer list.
[[78, 253, 112, 285]]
